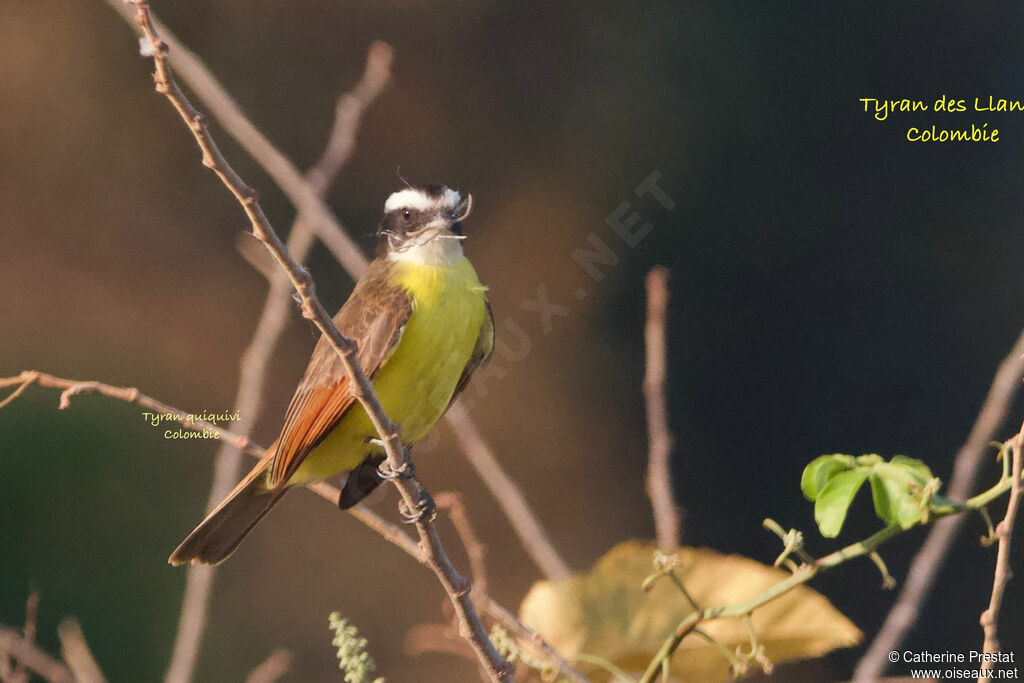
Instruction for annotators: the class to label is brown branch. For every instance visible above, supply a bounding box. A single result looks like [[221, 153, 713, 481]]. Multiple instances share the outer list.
[[244, 649, 291, 683], [444, 402, 572, 580], [102, 0, 367, 278], [436, 491, 490, 593], [103, 0, 570, 583], [124, 4, 510, 678], [978, 423, 1022, 678], [0, 626, 73, 683], [853, 327, 1024, 681], [0, 371, 256, 453], [57, 618, 107, 683], [0, 372, 589, 683], [405, 493, 490, 670], [6, 592, 40, 683], [643, 266, 681, 552], [163, 39, 392, 683]]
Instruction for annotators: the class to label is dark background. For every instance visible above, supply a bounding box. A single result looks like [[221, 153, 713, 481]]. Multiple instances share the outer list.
[[2, 1, 1023, 680]]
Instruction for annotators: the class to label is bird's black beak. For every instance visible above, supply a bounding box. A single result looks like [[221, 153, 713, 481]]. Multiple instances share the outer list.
[[451, 193, 472, 222]]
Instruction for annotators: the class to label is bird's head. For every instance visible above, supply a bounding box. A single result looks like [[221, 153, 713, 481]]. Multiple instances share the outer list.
[[378, 185, 472, 264]]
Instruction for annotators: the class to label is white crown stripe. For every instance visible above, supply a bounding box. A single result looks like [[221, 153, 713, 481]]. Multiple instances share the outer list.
[[384, 188, 462, 213]]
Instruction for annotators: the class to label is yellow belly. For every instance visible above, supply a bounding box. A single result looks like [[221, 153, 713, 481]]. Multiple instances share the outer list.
[[288, 256, 486, 484]]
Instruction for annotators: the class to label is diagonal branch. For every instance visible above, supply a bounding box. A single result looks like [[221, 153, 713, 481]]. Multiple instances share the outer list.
[[0, 626, 74, 683], [102, 0, 570, 583], [57, 618, 107, 683], [163, 38, 392, 683], [125, 3, 510, 678], [102, 0, 367, 278], [243, 649, 291, 683], [0, 372, 589, 683]]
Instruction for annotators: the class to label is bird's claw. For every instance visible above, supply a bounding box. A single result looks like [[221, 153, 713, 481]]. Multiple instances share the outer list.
[[399, 490, 436, 524], [377, 457, 415, 481]]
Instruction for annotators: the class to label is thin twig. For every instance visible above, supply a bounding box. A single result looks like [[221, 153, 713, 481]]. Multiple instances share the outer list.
[[853, 328, 1024, 681], [406, 493, 491, 669], [7, 592, 40, 683], [638, 458, 1024, 683], [57, 618, 107, 683], [0, 370, 256, 453], [103, 0, 570, 583], [444, 402, 572, 580], [436, 491, 490, 593], [102, 0, 366, 278], [0, 625, 73, 683], [978, 423, 1022, 679], [643, 266, 681, 552], [126, 5, 510, 677], [0, 376, 32, 411], [244, 649, 292, 683], [163, 39, 392, 683], [0, 372, 589, 683]]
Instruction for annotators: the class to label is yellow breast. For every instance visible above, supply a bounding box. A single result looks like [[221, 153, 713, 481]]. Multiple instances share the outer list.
[[290, 256, 487, 484]]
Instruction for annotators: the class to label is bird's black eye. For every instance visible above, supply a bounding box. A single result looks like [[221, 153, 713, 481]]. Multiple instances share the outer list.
[[402, 209, 411, 221]]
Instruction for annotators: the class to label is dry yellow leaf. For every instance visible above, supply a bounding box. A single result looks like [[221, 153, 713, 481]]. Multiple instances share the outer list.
[[519, 540, 862, 682]]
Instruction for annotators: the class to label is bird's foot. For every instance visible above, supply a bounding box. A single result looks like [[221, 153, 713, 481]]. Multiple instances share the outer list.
[[399, 490, 436, 524], [377, 456, 415, 481]]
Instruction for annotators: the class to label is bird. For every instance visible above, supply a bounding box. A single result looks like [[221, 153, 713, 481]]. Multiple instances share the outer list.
[[169, 184, 493, 566]]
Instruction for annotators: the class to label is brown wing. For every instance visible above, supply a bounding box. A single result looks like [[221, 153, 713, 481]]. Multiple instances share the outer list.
[[447, 300, 495, 409], [268, 260, 413, 488]]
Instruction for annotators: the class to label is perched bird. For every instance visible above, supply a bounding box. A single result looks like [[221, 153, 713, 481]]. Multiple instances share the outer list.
[[170, 185, 493, 565]]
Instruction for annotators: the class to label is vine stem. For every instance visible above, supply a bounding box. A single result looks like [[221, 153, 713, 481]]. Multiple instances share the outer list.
[[637, 455, 1024, 683], [977, 423, 1023, 679]]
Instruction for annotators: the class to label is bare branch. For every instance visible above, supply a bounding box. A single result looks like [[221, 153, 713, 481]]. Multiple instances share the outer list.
[[5, 592, 40, 683], [244, 649, 291, 683], [0, 371, 256, 453], [0, 625, 73, 683], [0, 372, 589, 683], [103, 0, 569, 583], [854, 327, 1024, 681], [977, 423, 1022, 678], [643, 266, 681, 552], [444, 402, 572, 580], [0, 376, 32, 411], [102, 0, 367, 278], [123, 4, 510, 677], [436, 491, 490, 593], [57, 618, 107, 683], [162, 39, 392, 683]]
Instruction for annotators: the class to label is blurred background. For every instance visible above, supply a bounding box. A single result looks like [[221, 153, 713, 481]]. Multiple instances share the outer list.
[[2, 1, 1024, 680]]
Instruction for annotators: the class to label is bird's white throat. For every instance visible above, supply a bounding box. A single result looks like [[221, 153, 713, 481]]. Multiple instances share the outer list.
[[387, 234, 465, 266]]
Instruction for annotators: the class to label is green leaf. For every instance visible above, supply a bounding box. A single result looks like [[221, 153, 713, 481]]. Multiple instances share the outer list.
[[814, 469, 870, 537], [867, 458, 934, 528], [854, 453, 884, 467], [801, 454, 855, 501], [868, 472, 921, 528], [889, 455, 934, 485], [519, 541, 862, 683]]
